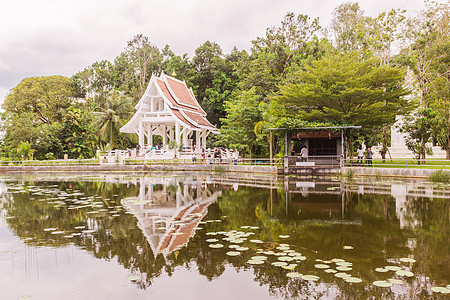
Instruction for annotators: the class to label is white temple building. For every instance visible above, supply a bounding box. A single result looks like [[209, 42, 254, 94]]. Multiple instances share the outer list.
[[120, 73, 219, 158]]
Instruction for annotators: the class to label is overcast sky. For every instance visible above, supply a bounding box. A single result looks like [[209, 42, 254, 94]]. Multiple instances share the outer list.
[[0, 0, 428, 102]]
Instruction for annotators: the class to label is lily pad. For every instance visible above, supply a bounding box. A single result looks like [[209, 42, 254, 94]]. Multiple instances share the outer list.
[[385, 265, 402, 271], [324, 269, 337, 274], [226, 251, 241, 256], [251, 256, 267, 260], [51, 231, 65, 235], [228, 244, 239, 248], [206, 239, 219, 243], [278, 256, 294, 262], [271, 261, 288, 267], [292, 255, 307, 261], [395, 270, 414, 277], [343, 246, 353, 250], [336, 266, 352, 271], [209, 244, 224, 248], [127, 275, 140, 281], [281, 264, 297, 270], [375, 268, 389, 273], [431, 287, 450, 294], [247, 259, 265, 265], [250, 239, 264, 243], [399, 257, 416, 263], [279, 235, 290, 239], [344, 277, 362, 283], [286, 272, 302, 278], [335, 272, 351, 278], [43, 228, 57, 232], [373, 280, 393, 287], [301, 275, 319, 281], [236, 247, 249, 251], [314, 264, 330, 269], [388, 279, 404, 284]]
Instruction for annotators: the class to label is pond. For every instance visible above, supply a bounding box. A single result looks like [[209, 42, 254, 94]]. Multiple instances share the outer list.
[[1, 173, 449, 299]]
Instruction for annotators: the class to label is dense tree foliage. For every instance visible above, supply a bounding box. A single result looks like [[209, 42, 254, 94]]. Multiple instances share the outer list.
[[0, 1, 448, 160]]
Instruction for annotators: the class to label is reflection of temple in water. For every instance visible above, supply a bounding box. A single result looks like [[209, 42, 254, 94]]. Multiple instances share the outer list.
[[122, 177, 220, 257]]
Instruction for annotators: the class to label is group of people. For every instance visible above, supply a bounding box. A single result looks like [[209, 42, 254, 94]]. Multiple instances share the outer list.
[[356, 145, 373, 165], [191, 148, 239, 165]]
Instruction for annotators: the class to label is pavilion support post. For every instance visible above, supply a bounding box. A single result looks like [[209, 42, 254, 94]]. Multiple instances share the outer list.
[[162, 125, 167, 146], [182, 129, 189, 148], [148, 124, 153, 148], [139, 122, 144, 148], [175, 122, 181, 146], [202, 129, 207, 150], [196, 131, 201, 152]]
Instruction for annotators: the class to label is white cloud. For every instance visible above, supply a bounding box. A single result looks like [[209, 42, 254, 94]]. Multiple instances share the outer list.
[[0, 0, 431, 103]]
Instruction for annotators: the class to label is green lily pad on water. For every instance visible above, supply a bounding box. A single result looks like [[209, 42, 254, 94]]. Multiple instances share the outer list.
[[395, 270, 414, 277], [278, 256, 294, 262], [335, 273, 351, 278], [247, 260, 265, 265], [286, 272, 302, 278], [431, 287, 450, 294], [373, 280, 393, 287], [301, 275, 319, 281], [279, 235, 290, 239], [344, 277, 362, 283], [236, 247, 249, 251], [51, 231, 65, 235], [385, 265, 402, 271], [314, 264, 330, 269], [324, 269, 337, 274], [209, 244, 224, 248], [388, 279, 404, 284], [281, 264, 297, 270], [336, 266, 352, 271], [343, 246, 353, 250], [251, 256, 267, 260], [43, 228, 56, 232], [272, 261, 288, 267], [127, 275, 140, 281], [250, 239, 264, 243], [206, 239, 219, 243], [226, 251, 241, 256], [399, 258, 416, 263], [375, 268, 389, 273]]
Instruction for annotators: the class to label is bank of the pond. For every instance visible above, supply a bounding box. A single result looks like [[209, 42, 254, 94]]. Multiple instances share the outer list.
[[341, 166, 448, 179], [0, 163, 278, 174]]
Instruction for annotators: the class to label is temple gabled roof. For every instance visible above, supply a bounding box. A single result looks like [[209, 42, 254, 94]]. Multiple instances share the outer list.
[[120, 72, 218, 134]]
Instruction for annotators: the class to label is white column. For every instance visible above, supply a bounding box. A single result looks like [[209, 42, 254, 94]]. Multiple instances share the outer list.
[[202, 129, 207, 150], [148, 124, 153, 148], [139, 122, 144, 147], [162, 125, 167, 145], [196, 130, 200, 152], [175, 122, 181, 146], [182, 129, 189, 148]]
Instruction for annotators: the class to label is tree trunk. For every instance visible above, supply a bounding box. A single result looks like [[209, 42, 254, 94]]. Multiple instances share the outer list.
[[381, 125, 387, 163]]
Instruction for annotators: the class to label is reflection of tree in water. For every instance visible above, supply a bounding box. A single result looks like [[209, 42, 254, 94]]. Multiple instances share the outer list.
[[2, 178, 449, 298]]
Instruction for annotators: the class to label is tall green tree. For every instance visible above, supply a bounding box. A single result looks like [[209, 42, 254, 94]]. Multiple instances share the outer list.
[[271, 52, 411, 156], [400, 108, 436, 164], [93, 90, 134, 148], [219, 87, 262, 156]]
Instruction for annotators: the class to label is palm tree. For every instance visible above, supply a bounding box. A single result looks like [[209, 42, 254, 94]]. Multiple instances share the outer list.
[[94, 90, 134, 148]]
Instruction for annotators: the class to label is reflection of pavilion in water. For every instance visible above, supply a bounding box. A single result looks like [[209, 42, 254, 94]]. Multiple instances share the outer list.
[[122, 177, 220, 257]]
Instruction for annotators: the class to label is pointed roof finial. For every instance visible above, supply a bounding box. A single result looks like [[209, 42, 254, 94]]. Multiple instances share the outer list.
[[171, 70, 177, 77]]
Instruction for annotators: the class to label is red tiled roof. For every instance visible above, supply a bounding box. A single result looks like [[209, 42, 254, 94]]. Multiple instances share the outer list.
[[183, 110, 215, 128], [156, 79, 202, 114], [166, 77, 206, 114], [172, 109, 198, 128]]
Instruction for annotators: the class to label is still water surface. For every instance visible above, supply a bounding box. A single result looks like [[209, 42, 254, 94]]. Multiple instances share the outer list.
[[0, 173, 449, 299]]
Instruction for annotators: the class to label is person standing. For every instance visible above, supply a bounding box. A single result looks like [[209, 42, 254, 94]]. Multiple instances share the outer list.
[[136, 144, 141, 156], [357, 145, 364, 165], [366, 147, 373, 165], [300, 146, 308, 162]]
